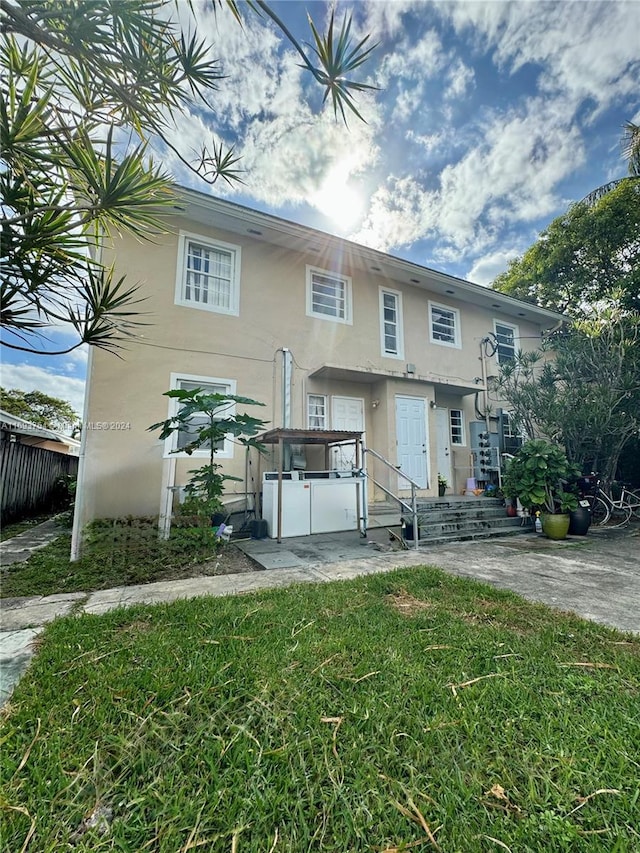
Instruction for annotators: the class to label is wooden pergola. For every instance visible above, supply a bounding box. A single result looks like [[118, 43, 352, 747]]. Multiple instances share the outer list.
[[254, 428, 364, 543]]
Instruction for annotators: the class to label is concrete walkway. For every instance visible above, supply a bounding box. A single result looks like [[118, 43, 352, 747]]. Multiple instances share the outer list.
[[1, 518, 63, 565], [2, 522, 639, 706]]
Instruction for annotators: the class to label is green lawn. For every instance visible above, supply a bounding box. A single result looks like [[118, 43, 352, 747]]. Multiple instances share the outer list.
[[2, 567, 639, 851]]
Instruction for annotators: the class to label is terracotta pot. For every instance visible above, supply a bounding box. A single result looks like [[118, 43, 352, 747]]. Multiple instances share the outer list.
[[541, 513, 570, 540], [506, 503, 517, 517]]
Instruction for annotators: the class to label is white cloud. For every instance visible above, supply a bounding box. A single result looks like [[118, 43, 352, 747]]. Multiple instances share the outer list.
[[1, 363, 86, 418], [354, 97, 585, 255], [362, 1, 425, 41], [443, 0, 640, 115], [353, 175, 437, 250], [466, 247, 525, 287], [129, 1, 637, 273], [445, 58, 475, 100], [159, 5, 382, 228], [378, 28, 445, 86]]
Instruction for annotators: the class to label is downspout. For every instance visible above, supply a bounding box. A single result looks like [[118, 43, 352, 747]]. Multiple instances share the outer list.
[[543, 318, 566, 340], [282, 346, 292, 428], [479, 337, 492, 437]]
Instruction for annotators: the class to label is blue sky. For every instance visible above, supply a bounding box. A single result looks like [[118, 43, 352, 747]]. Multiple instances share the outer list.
[[3, 0, 639, 421]]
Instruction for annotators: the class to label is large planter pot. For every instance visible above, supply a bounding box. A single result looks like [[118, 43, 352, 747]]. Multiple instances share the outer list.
[[438, 485, 446, 497], [568, 506, 591, 536], [541, 513, 570, 540]]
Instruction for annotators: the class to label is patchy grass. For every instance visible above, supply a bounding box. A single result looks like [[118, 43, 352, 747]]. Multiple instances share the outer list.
[[0, 520, 243, 599], [2, 567, 639, 851]]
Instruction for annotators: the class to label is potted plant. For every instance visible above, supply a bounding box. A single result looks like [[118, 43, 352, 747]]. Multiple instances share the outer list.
[[502, 439, 580, 540], [438, 473, 448, 497]]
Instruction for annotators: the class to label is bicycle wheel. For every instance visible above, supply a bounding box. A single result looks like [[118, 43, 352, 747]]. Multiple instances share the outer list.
[[625, 489, 640, 520], [608, 502, 632, 527], [588, 496, 609, 526]]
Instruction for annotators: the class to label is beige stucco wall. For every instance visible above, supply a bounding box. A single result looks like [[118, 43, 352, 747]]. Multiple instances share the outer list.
[[80, 213, 547, 523]]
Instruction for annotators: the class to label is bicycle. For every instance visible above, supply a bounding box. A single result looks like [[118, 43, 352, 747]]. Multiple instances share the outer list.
[[578, 475, 640, 527]]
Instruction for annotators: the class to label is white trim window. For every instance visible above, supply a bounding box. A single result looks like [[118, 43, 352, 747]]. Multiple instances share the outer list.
[[494, 321, 519, 365], [306, 265, 352, 324], [166, 373, 237, 458], [175, 231, 240, 315], [429, 301, 461, 348], [379, 287, 404, 358], [501, 410, 525, 454], [307, 394, 327, 429], [450, 409, 465, 445]]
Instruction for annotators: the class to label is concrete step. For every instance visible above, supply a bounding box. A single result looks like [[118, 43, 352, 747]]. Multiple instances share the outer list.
[[418, 507, 512, 523], [409, 526, 532, 548], [368, 502, 516, 526], [405, 516, 525, 539], [366, 496, 532, 546]]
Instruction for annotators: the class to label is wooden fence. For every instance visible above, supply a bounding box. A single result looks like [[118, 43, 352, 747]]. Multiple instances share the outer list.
[[1, 438, 79, 523]]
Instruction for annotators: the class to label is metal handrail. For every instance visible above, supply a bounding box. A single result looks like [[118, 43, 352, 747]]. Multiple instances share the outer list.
[[362, 447, 421, 550]]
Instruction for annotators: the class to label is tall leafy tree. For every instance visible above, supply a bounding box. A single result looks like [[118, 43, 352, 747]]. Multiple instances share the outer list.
[[492, 120, 640, 483], [492, 179, 640, 316], [494, 312, 640, 483], [1, 0, 376, 355], [1, 386, 79, 432]]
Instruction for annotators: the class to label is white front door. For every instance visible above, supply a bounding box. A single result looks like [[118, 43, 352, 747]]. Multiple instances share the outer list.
[[331, 396, 364, 469], [395, 395, 428, 488], [435, 407, 452, 486]]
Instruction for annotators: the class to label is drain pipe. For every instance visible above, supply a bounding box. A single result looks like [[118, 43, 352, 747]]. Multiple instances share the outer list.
[[281, 347, 292, 429], [479, 337, 492, 437]]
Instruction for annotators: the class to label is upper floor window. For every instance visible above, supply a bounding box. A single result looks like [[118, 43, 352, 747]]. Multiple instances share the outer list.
[[429, 301, 461, 348], [494, 321, 518, 365], [450, 409, 465, 445], [175, 231, 240, 315], [166, 373, 237, 458], [379, 287, 404, 358], [306, 266, 352, 324], [307, 394, 327, 429]]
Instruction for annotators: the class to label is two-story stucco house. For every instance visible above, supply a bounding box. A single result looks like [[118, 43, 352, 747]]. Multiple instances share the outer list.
[[72, 186, 565, 547]]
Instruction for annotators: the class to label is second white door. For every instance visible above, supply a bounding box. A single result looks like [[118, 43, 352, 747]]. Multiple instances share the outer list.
[[331, 396, 364, 470], [395, 396, 428, 488], [435, 407, 452, 485]]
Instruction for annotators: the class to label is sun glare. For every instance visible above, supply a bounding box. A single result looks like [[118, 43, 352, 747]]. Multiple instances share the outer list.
[[311, 169, 365, 232]]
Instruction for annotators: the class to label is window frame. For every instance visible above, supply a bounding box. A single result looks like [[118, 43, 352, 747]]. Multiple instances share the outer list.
[[429, 300, 461, 348], [379, 286, 404, 359], [493, 320, 519, 365], [449, 408, 465, 445], [165, 372, 237, 459], [307, 393, 328, 429], [306, 265, 352, 325], [175, 230, 241, 316], [500, 410, 525, 454]]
